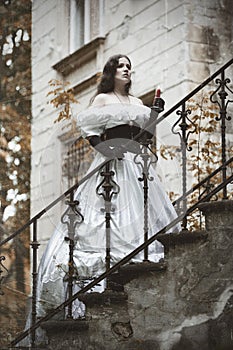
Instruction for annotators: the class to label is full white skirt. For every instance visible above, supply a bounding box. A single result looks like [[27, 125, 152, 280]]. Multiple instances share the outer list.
[[36, 151, 180, 318]]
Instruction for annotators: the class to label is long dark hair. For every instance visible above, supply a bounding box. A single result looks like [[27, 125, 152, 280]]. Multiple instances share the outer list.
[[96, 54, 132, 95]]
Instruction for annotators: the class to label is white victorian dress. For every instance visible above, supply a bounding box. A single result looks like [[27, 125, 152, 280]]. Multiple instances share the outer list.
[[21, 104, 181, 345]]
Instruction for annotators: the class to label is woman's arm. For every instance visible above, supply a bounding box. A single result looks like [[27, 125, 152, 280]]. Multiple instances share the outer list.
[[91, 93, 107, 107]]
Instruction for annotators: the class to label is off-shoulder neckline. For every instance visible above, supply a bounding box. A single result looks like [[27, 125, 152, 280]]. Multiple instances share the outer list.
[[87, 103, 150, 110]]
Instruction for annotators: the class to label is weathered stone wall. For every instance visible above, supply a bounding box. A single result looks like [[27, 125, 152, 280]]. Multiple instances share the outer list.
[[185, 0, 233, 84], [126, 201, 233, 350], [42, 200, 233, 350]]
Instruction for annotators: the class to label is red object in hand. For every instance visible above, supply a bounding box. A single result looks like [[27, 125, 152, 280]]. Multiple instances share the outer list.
[[153, 88, 161, 104], [156, 88, 161, 98], [152, 87, 164, 112]]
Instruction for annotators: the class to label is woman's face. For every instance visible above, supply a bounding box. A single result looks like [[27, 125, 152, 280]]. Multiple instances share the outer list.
[[114, 57, 131, 85]]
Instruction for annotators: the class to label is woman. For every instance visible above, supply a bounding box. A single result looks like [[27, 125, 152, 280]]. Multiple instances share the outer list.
[[22, 55, 180, 345], [36, 54, 180, 316]]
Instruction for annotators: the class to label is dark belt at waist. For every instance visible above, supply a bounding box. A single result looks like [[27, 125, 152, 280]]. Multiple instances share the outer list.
[[101, 124, 142, 141]]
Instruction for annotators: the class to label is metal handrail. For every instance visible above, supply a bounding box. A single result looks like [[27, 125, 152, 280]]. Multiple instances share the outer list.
[[155, 57, 233, 125], [0, 158, 110, 248], [11, 171, 233, 346], [172, 156, 233, 207]]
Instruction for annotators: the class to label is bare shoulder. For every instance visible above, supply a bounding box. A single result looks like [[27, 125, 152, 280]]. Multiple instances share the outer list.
[[91, 93, 108, 107], [129, 95, 144, 105]]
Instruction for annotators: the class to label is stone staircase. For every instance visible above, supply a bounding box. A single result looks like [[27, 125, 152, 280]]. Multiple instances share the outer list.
[[16, 200, 232, 350]]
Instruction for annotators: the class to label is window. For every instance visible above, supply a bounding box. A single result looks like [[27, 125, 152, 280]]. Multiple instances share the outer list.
[[69, 0, 104, 53], [62, 136, 95, 188]]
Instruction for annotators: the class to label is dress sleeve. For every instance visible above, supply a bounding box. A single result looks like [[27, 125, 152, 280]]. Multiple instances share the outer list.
[[77, 104, 153, 138], [77, 107, 110, 138]]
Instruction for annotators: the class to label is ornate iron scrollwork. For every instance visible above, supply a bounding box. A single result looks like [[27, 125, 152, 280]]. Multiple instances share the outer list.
[[134, 138, 158, 261], [96, 161, 120, 285], [61, 198, 84, 236], [210, 70, 233, 199], [210, 74, 233, 121], [171, 103, 197, 229], [172, 106, 196, 151], [96, 161, 120, 206], [61, 193, 84, 318], [134, 139, 158, 182]]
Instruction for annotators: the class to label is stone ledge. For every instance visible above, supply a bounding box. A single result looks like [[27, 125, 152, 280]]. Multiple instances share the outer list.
[[198, 199, 233, 214], [52, 37, 105, 76], [156, 230, 208, 251], [109, 261, 167, 285], [198, 200, 233, 230], [41, 319, 89, 333], [78, 290, 128, 307]]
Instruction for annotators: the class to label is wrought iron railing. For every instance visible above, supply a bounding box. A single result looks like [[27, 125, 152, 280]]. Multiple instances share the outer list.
[[0, 57, 232, 347], [9, 167, 233, 347], [157, 57, 233, 230]]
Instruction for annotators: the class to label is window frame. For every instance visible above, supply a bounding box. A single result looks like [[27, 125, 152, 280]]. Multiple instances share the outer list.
[[69, 0, 104, 54]]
